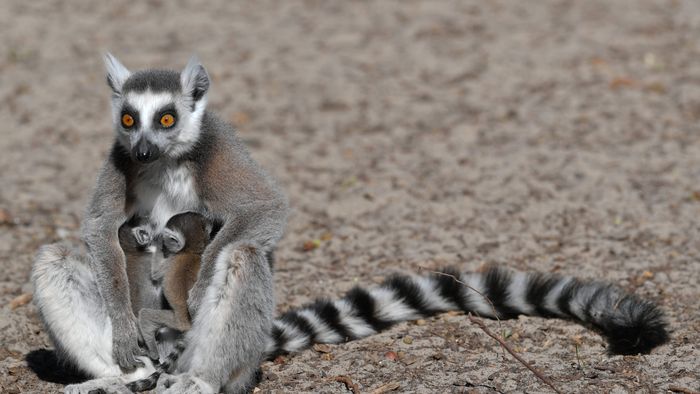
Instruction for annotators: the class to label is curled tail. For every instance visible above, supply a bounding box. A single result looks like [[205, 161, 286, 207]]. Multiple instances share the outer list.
[[266, 266, 669, 358], [126, 339, 185, 392]]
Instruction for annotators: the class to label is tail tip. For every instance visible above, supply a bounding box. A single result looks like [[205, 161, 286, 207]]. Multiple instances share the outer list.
[[604, 299, 669, 355]]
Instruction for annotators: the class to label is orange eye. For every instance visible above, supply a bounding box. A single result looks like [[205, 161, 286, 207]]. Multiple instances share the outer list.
[[160, 114, 175, 128], [121, 114, 134, 128]]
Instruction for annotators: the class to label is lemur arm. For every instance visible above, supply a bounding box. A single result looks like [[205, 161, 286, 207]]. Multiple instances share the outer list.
[[81, 153, 144, 370]]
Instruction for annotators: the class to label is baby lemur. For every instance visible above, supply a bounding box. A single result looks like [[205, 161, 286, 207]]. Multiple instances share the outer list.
[[118, 212, 211, 362], [118, 216, 160, 317], [141, 212, 211, 361]]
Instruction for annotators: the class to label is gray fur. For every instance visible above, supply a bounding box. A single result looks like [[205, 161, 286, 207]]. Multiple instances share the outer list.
[[31, 244, 158, 393], [122, 69, 181, 95], [32, 54, 288, 393], [119, 220, 161, 317], [138, 212, 210, 365], [138, 309, 182, 361], [178, 243, 274, 392]]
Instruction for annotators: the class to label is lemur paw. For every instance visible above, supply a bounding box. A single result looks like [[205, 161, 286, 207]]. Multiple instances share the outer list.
[[156, 373, 215, 394], [112, 314, 148, 370], [64, 377, 130, 394]]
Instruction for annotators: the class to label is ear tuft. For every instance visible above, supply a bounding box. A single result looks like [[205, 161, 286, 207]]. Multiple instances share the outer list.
[[103, 52, 131, 96], [181, 55, 210, 102]]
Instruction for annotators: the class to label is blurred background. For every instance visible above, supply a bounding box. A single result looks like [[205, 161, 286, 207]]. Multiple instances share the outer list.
[[1, 1, 699, 392]]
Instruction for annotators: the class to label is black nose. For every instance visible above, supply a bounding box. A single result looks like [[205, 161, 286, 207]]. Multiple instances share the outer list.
[[136, 150, 151, 162], [134, 139, 159, 163]]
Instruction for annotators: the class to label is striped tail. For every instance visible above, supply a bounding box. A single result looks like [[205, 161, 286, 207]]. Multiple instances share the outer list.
[[265, 266, 669, 358], [126, 340, 186, 392]]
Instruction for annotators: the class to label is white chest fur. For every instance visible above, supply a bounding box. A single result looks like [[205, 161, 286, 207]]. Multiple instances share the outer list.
[[133, 163, 200, 232]]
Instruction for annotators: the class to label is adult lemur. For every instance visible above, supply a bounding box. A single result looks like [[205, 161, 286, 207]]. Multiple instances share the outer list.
[[33, 54, 282, 394], [31, 55, 669, 394]]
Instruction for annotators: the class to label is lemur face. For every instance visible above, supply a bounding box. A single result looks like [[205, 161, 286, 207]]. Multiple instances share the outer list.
[[104, 54, 210, 163]]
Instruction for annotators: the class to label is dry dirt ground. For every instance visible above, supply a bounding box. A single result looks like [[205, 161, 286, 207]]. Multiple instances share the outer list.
[[1, 1, 699, 393]]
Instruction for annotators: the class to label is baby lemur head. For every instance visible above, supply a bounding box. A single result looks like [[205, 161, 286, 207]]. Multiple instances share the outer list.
[[162, 212, 211, 257]]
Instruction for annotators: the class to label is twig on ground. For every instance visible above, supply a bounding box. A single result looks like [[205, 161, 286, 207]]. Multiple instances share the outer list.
[[426, 270, 501, 326], [9, 293, 32, 310], [668, 385, 700, 394], [592, 364, 622, 374], [332, 375, 360, 393], [467, 314, 563, 394], [370, 381, 400, 394]]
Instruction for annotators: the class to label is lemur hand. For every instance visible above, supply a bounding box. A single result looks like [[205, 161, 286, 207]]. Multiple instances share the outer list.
[[112, 311, 148, 370]]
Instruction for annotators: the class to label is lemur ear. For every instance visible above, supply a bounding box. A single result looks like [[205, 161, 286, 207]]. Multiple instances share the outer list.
[[180, 55, 210, 102], [131, 226, 152, 246], [103, 52, 131, 96], [162, 228, 185, 254]]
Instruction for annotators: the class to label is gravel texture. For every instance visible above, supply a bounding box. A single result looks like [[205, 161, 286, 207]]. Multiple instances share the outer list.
[[1, 1, 699, 393]]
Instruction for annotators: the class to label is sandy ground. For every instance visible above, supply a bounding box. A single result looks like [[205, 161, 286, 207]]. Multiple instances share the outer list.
[[1, 0, 699, 393]]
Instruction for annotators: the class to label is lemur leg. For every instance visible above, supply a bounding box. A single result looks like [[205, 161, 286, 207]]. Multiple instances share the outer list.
[[170, 243, 274, 394], [32, 243, 122, 378], [32, 244, 156, 390]]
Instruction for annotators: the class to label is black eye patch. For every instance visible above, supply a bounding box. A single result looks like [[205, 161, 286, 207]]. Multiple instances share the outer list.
[[120, 103, 140, 130], [153, 104, 178, 130]]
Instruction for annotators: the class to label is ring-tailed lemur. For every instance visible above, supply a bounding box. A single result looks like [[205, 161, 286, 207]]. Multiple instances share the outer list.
[[33, 54, 283, 394], [118, 216, 161, 317], [31, 55, 669, 394]]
